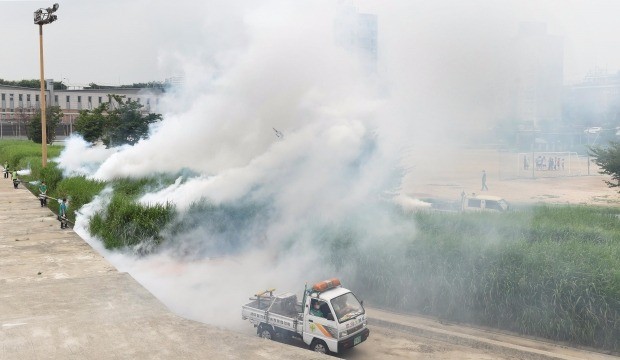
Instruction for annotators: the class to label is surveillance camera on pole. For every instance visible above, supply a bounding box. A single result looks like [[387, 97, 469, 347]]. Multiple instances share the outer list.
[[33, 3, 59, 167]]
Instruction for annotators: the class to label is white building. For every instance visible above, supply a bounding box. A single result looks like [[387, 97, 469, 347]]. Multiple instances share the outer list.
[[510, 22, 564, 129], [334, 5, 378, 73], [0, 80, 164, 138]]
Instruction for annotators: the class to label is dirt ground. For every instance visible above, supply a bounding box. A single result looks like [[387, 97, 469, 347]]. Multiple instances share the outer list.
[[342, 327, 520, 360], [400, 148, 619, 206]]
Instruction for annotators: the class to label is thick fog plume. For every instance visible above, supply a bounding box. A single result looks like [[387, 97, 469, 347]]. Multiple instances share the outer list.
[[61, 1, 407, 329], [61, 0, 522, 329]]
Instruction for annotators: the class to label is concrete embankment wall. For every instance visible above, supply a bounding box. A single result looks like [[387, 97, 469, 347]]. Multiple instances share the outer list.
[[0, 174, 322, 359]]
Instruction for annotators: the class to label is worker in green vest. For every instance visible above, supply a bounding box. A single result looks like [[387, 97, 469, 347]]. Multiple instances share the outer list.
[[12, 170, 19, 189]]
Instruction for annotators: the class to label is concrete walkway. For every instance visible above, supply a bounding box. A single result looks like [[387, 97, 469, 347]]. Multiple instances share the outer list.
[[0, 175, 322, 359]]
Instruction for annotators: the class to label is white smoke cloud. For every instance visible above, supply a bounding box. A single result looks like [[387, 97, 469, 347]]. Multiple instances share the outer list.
[[63, 0, 402, 331], [56, 135, 124, 177], [59, 0, 527, 332]]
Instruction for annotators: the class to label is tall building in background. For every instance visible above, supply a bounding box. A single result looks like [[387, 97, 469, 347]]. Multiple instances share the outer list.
[[564, 67, 620, 127], [334, 4, 378, 73], [511, 22, 563, 129]]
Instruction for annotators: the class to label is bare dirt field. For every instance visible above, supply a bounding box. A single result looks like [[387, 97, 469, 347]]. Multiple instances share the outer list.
[[401, 148, 619, 206]]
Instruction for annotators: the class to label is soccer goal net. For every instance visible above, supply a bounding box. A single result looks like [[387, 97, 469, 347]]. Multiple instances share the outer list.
[[502, 151, 590, 179]]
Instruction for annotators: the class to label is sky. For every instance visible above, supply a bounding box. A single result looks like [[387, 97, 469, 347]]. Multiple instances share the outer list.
[[1, 0, 620, 86]]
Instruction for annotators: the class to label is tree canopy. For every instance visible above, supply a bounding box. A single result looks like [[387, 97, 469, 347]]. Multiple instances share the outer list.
[[27, 106, 64, 144], [73, 95, 162, 148], [590, 141, 620, 189]]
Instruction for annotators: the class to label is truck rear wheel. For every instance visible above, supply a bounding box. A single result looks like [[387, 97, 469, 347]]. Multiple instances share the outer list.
[[257, 324, 274, 340], [310, 339, 328, 354]]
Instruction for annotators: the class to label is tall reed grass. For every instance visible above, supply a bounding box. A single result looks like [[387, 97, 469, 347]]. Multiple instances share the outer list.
[[337, 206, 620, 352]]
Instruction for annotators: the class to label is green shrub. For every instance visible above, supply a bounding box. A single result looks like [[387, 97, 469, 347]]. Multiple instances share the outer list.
[[90, 193, 175, 250]]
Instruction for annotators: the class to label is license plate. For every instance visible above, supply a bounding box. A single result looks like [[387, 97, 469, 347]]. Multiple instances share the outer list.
[[354, 335, 361, 345]]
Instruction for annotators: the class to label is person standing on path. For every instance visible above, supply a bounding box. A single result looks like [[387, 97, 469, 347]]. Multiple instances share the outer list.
[[12, 170, 19, 189], [481, 170, 489, 191], [59, 198, 68, 229], [39, 181, 48, 207]]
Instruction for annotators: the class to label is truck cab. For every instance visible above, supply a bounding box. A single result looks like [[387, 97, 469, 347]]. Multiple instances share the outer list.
[[302, 279, 369, 353], [241, 278, 369, 354]]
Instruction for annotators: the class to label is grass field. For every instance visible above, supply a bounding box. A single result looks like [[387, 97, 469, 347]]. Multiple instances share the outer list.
[[336, 206, 620, 352]]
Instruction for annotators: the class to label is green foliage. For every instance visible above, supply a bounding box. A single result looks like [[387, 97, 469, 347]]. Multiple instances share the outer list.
[[73, 95, 162, 147], [0, 140, 62, 171], [112, 177, 163, 198], [90, 193, 175, 249], [39, 162, 64, 190], [590, 141, 620, 189], [54, 176, 106, 223], [74, 105, 107, 143], [0, 78, 41, 88], [165, 198, 270, 256], [27, 106, 64, 144], [333, 206, 620, 352], [104, 95, 162, 147]]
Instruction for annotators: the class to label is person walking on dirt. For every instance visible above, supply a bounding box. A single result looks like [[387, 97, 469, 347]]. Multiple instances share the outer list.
[[3, 161, 8, 179], [481, 170, 488, 191], [39, 181, 48, 207]]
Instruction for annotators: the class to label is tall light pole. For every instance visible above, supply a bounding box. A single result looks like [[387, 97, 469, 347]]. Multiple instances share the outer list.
[[34, 3, 59, 167]]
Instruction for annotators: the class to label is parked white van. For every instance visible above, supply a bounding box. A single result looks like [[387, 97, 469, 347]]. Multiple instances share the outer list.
[[462, 194, 509, 212]]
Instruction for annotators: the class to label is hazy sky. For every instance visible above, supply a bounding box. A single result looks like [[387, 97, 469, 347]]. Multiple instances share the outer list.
[[1, 0, 620, 86]]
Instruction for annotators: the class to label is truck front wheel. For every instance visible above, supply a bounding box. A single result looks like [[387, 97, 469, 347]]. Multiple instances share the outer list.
[[257, 324, 274, 340], [310, 339, 329, 354]]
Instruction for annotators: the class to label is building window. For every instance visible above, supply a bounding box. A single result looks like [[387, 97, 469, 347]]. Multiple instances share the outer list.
[[54, 95, 58, 104], [27, 94, 31, 101], [18, 94, 23, 101], [1, 94, 4, 100], [98, 96, 102, 104], [66, 95, 70, 102], [77, 96, 81, 103], [36, 94, 39, 101]]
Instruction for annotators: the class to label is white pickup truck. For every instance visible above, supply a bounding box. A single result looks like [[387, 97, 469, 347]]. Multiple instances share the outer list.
[[241, 278, 370, 354]]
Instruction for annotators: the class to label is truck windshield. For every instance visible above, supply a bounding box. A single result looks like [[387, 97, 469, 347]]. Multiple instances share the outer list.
[[331, 292, 364, 323]]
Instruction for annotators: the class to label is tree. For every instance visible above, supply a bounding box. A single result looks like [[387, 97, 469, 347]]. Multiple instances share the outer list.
[[74, 104, 107, 143], [590, 141, 620, 189], [27, 106, 63, 144], [73, 95, 162, 148]]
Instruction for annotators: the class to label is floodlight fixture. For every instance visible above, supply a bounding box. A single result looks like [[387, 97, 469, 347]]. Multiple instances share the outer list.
[[33, 3, 60, 25]]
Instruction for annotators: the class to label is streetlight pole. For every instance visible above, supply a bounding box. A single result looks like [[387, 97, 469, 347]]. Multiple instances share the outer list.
[[34, 3, 59, 168], [38, 24, 47, 167]]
